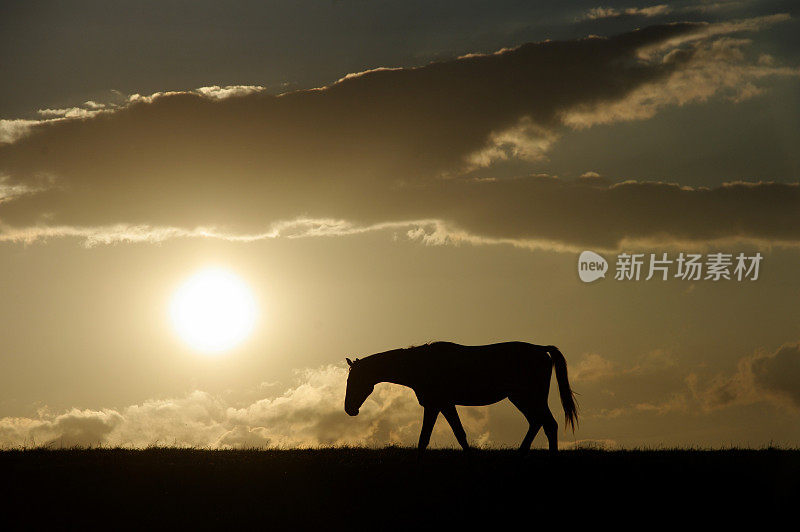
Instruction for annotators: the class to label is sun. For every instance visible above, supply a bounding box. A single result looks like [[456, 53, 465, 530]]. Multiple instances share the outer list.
[[170, 268, 257, 353]]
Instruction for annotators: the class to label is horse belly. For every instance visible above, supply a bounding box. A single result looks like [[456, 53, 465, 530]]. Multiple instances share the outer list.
[[420, 350, 544, 406], [449, 384, 510, 406], [453, 391, 508, 407]]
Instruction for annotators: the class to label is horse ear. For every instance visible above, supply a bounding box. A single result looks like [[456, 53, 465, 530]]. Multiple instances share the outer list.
[[346, 358, 353, 367]]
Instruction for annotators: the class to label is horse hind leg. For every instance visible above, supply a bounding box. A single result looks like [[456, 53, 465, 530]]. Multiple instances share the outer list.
[[539, 406, 558, 453], [509, 396, 542, 456]]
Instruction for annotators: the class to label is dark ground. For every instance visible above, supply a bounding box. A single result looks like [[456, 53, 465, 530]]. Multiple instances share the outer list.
[[2, 447, 797, 527]]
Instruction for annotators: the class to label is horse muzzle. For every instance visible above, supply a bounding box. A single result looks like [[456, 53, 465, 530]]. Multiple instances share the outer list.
[[345, 407, 359, 416]]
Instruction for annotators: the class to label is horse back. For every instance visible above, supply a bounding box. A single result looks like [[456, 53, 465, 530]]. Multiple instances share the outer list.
[[409, 342, 552, 406]]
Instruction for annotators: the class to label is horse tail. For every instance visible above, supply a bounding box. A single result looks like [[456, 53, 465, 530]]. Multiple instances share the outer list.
[[547, 346, 578, 432]]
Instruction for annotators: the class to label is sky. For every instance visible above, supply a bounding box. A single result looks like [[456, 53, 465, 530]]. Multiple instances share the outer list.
[[0, 0, 799, 449]]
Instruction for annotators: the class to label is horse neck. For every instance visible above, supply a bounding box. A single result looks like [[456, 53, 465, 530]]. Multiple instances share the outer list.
[[363, 350, 414, 387]]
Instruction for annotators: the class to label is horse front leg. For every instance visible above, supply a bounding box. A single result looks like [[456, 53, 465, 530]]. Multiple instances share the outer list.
[[417, 406, 439, 460], [441, 404, 470, 453]]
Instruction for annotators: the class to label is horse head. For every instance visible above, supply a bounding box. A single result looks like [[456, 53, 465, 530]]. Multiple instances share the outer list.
[[344, 357, 374, 416]]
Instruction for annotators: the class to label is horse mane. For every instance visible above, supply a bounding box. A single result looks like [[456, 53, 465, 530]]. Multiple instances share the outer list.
[[404, 341, 452, 350], [355, 341, 455, 373]]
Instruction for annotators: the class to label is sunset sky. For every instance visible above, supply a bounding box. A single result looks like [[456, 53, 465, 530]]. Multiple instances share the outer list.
[[1, 0, 799, 449]]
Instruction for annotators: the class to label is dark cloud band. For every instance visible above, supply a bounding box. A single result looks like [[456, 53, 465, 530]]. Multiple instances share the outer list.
[[0, 18, 796, 250]]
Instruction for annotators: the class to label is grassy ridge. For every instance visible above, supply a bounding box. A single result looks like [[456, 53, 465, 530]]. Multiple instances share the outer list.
[[2, 448, 797, 526]]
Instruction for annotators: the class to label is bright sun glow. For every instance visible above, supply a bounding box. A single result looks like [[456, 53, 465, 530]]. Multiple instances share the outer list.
[[170, 268, 257, 353]]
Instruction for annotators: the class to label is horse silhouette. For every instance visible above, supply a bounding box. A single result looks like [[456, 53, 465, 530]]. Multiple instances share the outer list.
[[344, 341, 577, 456]]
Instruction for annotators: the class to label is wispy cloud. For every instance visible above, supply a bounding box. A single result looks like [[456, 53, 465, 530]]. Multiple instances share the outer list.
[[582, 4, 672, 21], [0, 86, 269, 145], [565, 16, 798, 127], [581, 1, 750, 21], [2, 180, 800, 253]]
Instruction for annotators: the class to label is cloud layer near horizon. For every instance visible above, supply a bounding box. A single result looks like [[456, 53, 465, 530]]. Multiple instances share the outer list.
[[689, 342, 800, 411], [0, 365, 489, 449], [572, 341, 800, 420], [1, 341, 796, 449], [1, 16, 797, 251]]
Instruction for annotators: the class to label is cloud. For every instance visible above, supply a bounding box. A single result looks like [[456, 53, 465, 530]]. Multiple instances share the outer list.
[[588, 342, 800, 420], [581, 2, 748, 21], [194, 85, 267, 100], [0, 119, 41, 144], [2, 345, 793, 448], [575, 349, 676, 382], [0, 365, 489, 449], [36, 107, 104, 119], [683, 1, 748, 15], [1, 178, 799, 252], [689, 342, 800, 411], [582, 5, 672, 21], [0, 19, 797, 251], [593, 393, 690, 419], [572, 353, 618, 382], [560, 438, 620, 449], [565, 21, 799, 127], [404, 179, 800, 252], [751, 345, 800, 406], [579, 171, 603, 180], [0, 218, 443, 247], [572, 349, 689, 419], [0, 174, 50, 205], [0, 408, 123, 447], [0, 86, 267, 146]]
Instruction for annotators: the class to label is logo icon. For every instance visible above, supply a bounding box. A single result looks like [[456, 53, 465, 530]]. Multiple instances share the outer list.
[[578, 250, 608, 283]]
